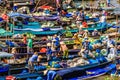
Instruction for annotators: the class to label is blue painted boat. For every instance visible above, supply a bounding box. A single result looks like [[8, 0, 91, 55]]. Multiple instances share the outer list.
[[0, 63, 9, 73], [49, 61, 115, 80], [69, 64, 116, 80], [33, 15, 60, 21], [0, 52, 14, 74], [14, 24, 112, 35]]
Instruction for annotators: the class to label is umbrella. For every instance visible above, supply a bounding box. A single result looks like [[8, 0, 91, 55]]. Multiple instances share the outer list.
[[0, 52, 13, 58], [38, 6, 54, 10]]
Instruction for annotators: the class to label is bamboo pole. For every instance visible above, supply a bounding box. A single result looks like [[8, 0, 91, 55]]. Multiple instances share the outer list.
[[33, 0, 41, 12], [82, 0, 84, 10], [116, 14, 119, 41]]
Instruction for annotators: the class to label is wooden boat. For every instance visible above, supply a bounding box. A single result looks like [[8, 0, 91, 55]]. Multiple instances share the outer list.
[[67, 22, 113, 33], [68, 64, 116, 80], [33, 15, 60, 21], [0, 63, 9, 74], [13, 22, 112, 35], [0, 57, 113, 79], [47, 60, 114, 80], [0, 52, 14, 74]]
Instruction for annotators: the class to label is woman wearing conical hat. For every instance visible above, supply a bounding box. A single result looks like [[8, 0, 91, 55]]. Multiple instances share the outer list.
[[72, 32, 82, 48]]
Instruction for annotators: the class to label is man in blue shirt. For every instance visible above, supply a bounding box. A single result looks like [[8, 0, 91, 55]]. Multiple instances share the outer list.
[[53, 34, 60, 55], [28, 52, 38, 73], [46, 43, 52, 61]]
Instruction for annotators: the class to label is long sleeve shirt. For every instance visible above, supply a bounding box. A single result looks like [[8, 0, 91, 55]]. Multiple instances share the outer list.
[[109, 48, 116, 55]]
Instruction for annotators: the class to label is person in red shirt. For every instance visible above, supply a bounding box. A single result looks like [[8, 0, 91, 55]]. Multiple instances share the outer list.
[[82, 21, 88, 28], [23, 34, 27, 44], [61, 10, 67, 16]]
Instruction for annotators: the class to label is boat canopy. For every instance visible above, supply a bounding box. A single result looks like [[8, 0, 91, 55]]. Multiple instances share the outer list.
[[0, 52, 13, 58]]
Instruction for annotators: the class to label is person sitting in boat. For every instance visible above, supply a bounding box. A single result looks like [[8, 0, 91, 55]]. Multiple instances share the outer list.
[[1, 58, 8, 64], [82, 38, 90, 50], [46, 43, 52, 61], [78, 22, 83, 30], [82, 30, 89, 38], [107, 44, 116, 60], [100, 15, 106, 23], [61, 9, 68, 16], [80, 47, 95, 59], [37, 55, 43, 62], [117, 45, 120, 55], [94, 44, 101, 57], [92, 29, 101, 37], [45, 70, 62, 80], [106, 36, 115, 54], [7, 56, 15, 64], [72, 32, 82, 47], [28, 52, 38, 73], [13, 3, 18, 12], [60, 41, 68, 59], [79, 10, 84, 21], [82, 20, 88, 28], [11, 47, 17, 54], [102, 10, 108, 16]]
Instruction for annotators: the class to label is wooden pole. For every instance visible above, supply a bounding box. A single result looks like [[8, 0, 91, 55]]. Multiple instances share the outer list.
[[116, 14, 118, 24], [116, 14, 118, 41], [82, 0, 84, 8], [33, 0, 41, 12]]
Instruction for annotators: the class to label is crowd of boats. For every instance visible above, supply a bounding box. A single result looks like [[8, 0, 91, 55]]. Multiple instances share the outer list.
[[0, 0, 120, 80]]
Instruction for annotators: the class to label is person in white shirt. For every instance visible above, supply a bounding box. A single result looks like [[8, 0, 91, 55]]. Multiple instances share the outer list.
[[107, 44, 116, 60], [100, 15, 106, 23]]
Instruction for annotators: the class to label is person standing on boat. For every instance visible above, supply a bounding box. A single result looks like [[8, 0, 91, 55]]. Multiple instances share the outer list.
[[52, 34, 60, 56], [22, 34, 27, 45], [83, 30, 89, 38], [28, 52, 38, 73], [46, 43, 52, 61], [60, 41, 68, 59], [27, 38, 33, 53]]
